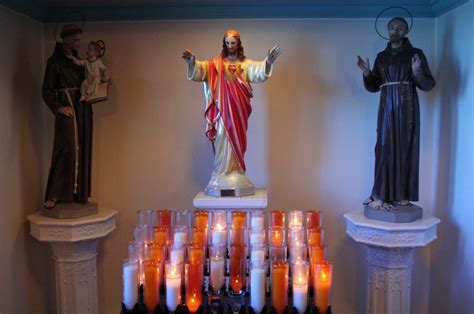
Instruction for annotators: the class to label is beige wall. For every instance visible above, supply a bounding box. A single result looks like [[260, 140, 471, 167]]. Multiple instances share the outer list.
[[430, 1, 474, 312], [43, 19, 438, 313], [0, 6, 53, 313]]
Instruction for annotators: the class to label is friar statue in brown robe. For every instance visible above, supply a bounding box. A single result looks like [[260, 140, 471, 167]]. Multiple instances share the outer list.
[[357, 17, 436, 209], [42, 24, 92, 209]]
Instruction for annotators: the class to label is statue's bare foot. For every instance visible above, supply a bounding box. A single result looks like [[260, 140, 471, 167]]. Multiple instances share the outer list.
[[44, 199, 57, 209], [398, 200, 410, 206], [363, 196, 374, 205], [369, 199, 384, 209]]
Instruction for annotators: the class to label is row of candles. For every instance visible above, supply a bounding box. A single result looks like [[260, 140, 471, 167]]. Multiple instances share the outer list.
[[122, 209, 333, 314]]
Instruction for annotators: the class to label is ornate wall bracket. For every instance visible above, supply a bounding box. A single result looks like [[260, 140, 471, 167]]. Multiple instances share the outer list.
[[344, 210, 440, 314], [27, 208, 117, 314]]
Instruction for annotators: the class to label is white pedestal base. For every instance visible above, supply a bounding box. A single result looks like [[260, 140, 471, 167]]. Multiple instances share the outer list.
[[193, 188, 267, 209], [344, 210, 440, 314], [27, 208, 117, 314]]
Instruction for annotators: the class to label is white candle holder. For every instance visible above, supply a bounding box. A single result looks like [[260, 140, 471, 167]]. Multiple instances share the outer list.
[[291, 261, 309, 314], [250, 260, 267, 313], [290, 243, 307, 264], [137, 209, 156, 227], [250, 228, 266, 246], [165, 261, 182, 312], [209, 245, 226, 295], [250, 210, 265, 229], [288, 210, 303, 229], [122, 259, 139, 311]]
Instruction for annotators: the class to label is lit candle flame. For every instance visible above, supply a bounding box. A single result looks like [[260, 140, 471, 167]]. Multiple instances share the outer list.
[[321, 270, 327, 280]]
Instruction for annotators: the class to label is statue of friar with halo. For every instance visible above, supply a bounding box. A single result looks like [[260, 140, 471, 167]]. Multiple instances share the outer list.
[[357, 12, 435, 221]]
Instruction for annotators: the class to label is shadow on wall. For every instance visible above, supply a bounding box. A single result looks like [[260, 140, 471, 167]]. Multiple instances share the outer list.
[[429, 17, 470, 313], [11, 34, 54, 312]]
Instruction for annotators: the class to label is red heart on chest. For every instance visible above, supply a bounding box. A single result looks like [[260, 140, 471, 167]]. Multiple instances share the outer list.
[[228, 65, 237, 74]]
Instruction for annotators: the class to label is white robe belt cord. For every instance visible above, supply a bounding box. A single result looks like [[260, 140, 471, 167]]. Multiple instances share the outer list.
[[380, 81, 410, 88], [59, 88, 80, 194]]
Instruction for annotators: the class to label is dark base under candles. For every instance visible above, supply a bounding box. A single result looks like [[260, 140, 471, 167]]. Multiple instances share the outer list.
[[121, 284, 333, 314], [312, 306, 332, 314]]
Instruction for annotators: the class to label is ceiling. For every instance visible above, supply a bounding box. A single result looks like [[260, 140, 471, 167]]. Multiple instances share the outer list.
[[0, 0, 469, 22]]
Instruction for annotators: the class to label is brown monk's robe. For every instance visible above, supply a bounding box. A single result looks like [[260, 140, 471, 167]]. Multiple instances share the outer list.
[[42, 42, 91, 203], [363, 38, 435, 202]]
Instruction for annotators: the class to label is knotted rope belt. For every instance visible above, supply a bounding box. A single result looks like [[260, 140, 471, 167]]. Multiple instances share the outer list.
[[59, 87, 80, 194]]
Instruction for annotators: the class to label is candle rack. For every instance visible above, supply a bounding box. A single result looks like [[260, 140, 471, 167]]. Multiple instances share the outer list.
[[122, 208, 333, 314]]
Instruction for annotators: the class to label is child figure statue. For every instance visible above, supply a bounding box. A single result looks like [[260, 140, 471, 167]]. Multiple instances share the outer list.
[[68, 40, 110, 104]]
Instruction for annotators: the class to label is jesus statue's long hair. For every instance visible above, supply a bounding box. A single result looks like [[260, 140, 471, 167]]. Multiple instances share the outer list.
[[221, 29, 246, 61]]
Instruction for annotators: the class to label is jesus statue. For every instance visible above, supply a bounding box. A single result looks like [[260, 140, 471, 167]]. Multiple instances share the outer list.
[[182, 29, 281, 197]]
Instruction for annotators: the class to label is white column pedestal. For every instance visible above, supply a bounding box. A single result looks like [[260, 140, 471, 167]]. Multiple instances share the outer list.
[[27, 208, 117, 314], [344, 210, 440, 314]]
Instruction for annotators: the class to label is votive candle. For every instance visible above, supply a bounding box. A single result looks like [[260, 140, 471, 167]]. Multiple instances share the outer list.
[[314, 261, 333, 314], [229, 245, 246, 293], [144, 260, 160, 311], [250, 211, 265, 229], [122, 259, 139, 310], [165, 262, 182, 312], [231, 211, 247, 229], [194, 210, 209, 229], [209, 245, 226, 294], [250, 228, 266, 246], [185, 261, 203, 313], [269, 227, 286, 246], [269, 210, 285, 228], [292, 262, 309, 314], [307, 226, 323, 247], [250, 261, 267, 313], [272, 261, 289, 314], [306, 210, 321, 228], [288, 210, 303, 229], [211, 223, 227, 246]]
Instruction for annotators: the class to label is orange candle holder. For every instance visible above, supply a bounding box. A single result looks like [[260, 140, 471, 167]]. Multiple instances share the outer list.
[[231, 211, 247, 229], [154, 225, 169, 246], [271, 261, 289, 314], [144, 260, 160, 311], [230, 227, 247, 246], [307, 226, 324, 247], [194, 210, 209, 230], [156, 209, 171, 228], [191, 227, 208, 247], [269, 226, 286, 246], [187, 244, 205, 265], [313, 261, 333, 314], [185, 261, 203, 313], [146, 242, 165, 262], [269, 210, 286, 228], [309, 245, 326, 287], [306, 210, 322, 228], [229, 245, 246, 294]]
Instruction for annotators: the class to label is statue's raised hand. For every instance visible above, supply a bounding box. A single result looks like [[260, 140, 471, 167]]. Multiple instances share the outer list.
[[412, 53, 421, 75], [267, 45, 281, 64], [357, 56, 371, 76], [182, 49, 195, 65]]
